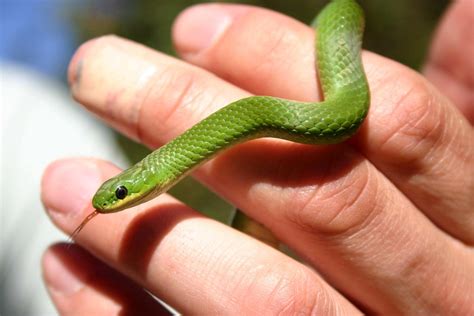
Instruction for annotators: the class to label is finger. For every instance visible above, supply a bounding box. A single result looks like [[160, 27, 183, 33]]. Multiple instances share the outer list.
[[172, 4, 474, 242], [42, 243, 169, 315], [214, 139, 474, 315], [68, 35, 248, 144], [66, 35, 474, 314], [423, 0, 474, 123], [41, 158, 361, 315], [173, 4, 318, 100]]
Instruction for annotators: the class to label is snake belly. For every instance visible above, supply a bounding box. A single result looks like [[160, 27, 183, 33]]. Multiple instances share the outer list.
[[91, 0, 369, 213]]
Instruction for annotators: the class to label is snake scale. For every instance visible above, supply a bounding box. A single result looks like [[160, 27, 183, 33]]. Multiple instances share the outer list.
[[72, 0, 369, 235]]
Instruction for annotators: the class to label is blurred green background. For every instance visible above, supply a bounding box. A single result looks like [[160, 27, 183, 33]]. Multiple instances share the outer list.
[[75, 0, 449, 223], [76, 0, 448, 67]]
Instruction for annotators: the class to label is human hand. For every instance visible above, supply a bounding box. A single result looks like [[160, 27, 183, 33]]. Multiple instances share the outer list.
[[41, 1, 473, 314]]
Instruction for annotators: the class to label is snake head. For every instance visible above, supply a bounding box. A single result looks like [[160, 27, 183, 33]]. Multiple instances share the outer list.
[[92, 163, 158, 213]]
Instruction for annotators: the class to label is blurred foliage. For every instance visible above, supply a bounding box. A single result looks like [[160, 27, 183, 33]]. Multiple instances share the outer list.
[[75, 0, 449, 68], [74, 0, 449, 221]]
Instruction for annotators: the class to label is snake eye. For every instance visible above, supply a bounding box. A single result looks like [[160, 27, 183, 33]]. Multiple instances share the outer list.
[[115, 186, 128, 199]]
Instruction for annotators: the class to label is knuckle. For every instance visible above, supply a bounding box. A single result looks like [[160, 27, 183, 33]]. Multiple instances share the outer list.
[[137, 65, 205, 145], [244, 265, 333, 315], [284, 157, 381, 238], [395, 243, 474, 315], [377, 70, 445, 166], [215, 9, 308, 86], [239, 15, 294, 75]]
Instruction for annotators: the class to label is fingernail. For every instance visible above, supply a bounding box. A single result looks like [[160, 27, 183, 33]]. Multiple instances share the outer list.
[[43, 249, 84, 296], [173, 4, 243, 55], [68, 45, 84, 88], [68, 37, 99, 89], [42, 159, 102, 217]]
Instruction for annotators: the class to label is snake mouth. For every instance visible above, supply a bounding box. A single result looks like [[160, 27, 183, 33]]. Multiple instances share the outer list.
[[93, 187, 161, 213], [93, 191, 143, 213]]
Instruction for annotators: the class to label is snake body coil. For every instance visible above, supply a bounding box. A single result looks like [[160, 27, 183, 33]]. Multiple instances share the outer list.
[[91, 0, 369, 213]]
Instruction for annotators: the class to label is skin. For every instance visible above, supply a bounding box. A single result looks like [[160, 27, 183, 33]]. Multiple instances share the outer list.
[[89, 0, 369, 215], [41, 0, 473, 315]]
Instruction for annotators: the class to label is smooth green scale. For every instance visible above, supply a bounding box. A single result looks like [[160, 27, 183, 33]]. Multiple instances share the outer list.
[[91, 0, 369, 213]]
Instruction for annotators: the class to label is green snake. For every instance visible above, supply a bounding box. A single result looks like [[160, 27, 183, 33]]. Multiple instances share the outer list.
[[72, 0, 369, 235]]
